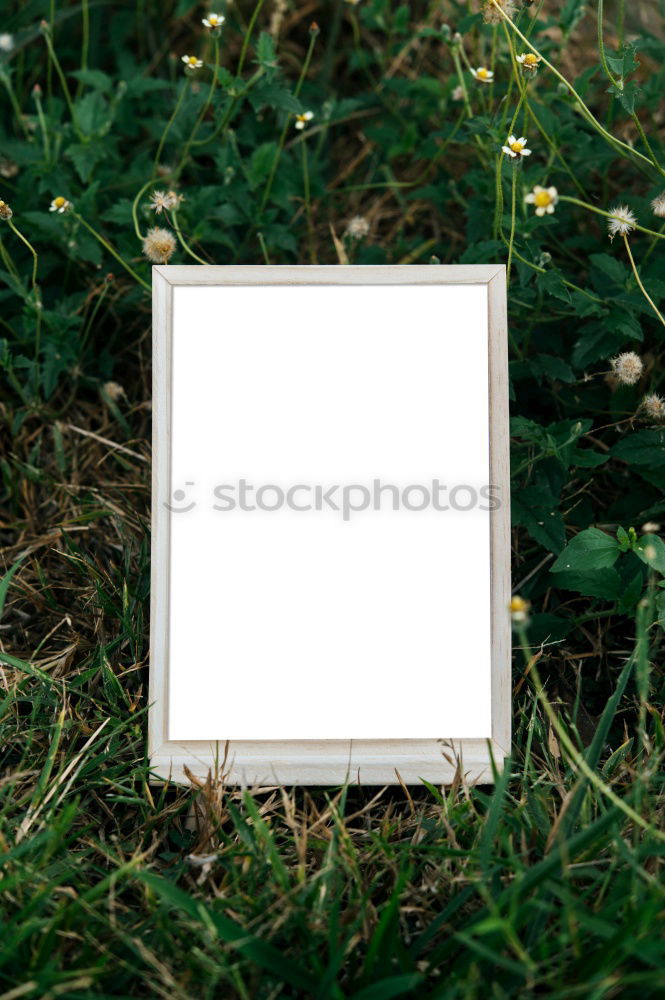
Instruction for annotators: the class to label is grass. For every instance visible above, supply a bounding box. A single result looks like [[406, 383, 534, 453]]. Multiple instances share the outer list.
[[1, 0, 665, 995]]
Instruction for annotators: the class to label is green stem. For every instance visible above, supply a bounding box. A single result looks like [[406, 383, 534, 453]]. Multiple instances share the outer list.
[[153, 81, 188, 175], [42, 26, 84, 141], [258, 31, 317, 217], [73, 213, 151, 291], [257, 231, 271, 265], [33, 87, 51, 161], [169, 210, 209, 265], [175, 38, 220, 176], [507, 166, 517, 285], [8, 219, 42, 399], [78, 0, 90, 97], [131, 178, 158, 241], [301, 140, 315, 264], [237, 0, 267, 77], [1, 73, 30, 139], [622, 235, 665, 330], [191, 66, 264, 149]]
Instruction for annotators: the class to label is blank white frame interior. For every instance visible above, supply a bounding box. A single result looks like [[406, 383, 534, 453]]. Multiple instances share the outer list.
[[150, 265, 510, 786]]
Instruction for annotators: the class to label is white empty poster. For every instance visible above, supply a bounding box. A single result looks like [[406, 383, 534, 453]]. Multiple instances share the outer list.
[[166, 280, 490, 740]]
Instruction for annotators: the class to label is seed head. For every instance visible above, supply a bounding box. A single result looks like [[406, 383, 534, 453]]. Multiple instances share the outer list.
[[142, 227, 177, 264], [607, 205, 637, 240], [103, 381, 125, 401], [610, 351, 643, 386], [0, 157, 18, 178], [0, 200, 13, 221], [345, 215, 370, 240], [482, 0, 517, 25], [651, 192, 665, 218], [641, 393, 665, 422]]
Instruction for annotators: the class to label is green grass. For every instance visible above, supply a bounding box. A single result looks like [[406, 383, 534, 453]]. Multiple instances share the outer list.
[[1, 0, 665, 995]]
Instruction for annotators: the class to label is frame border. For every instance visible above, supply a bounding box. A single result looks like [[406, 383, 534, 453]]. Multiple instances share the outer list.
[[149, 265, 510, 785]]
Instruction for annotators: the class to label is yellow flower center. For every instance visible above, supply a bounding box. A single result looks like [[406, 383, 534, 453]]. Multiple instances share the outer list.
[[209, 15, 218, 24], [54, 196, 66, 208], [534, 190, 552, 207], [188, 57, 198, 65], [510, 140, 524, 153], [477, 68, 489, 79], [524, 54, 538, 65]]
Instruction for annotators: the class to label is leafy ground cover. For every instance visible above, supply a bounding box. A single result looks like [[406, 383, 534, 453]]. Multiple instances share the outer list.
[[1, 0, 664, 996]]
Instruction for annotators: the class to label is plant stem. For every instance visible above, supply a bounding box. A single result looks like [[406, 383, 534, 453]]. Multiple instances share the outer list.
[[42, 26, 85, 141], [169, 211, 209, 264], [237, 0, 267, 78], [73, 213, 151, 291], [176, 39, 220, 176], [77, 0, 90, 97], [153, 81, 188, 175], [8, 220, 42, 400], [622, 235, 665, 330], [258, 31, 318, 217], [507, 166, 517, 285], [301, 140, 315, 263]]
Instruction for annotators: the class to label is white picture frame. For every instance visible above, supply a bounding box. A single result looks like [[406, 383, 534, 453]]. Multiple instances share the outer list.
[[150, 265, 510, 785]]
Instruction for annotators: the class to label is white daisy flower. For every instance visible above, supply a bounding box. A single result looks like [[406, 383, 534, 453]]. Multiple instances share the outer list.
[[525, 185, 558, 216], [471, 66, 494, 84], [202, 12, 225, 29], [294, 111, 314, 130], [182, 55, 203, 70], [607, 204, 637, 240], [516, 52, 541, 72], [502, 135, 532, 159], [452, 84, 465, 101], [49, 196, 72, 213], [0, 33, 14, 53]]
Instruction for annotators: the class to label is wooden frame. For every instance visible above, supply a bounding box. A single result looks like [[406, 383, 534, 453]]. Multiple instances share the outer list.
[[150, 265, 510, 785]]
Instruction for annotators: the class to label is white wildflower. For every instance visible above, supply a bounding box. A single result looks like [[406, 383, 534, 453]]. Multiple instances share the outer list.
[[502, 135, 532, 159], [525, 185, 558, 216]]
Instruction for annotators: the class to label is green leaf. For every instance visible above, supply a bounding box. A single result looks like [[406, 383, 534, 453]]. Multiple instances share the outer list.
[[612, 429, 665, 466], [530, 354, 576, 384], [512, 485, 565, 553], [589, 253, 627, 287], [634, 533, 665, 575], [551, 567, 622, 599], [537, 268, 571, 304], [70, 69, 113, 92], [256, 31, 278, 69], [74, 90, 109, 136], [66, 142, 106, 183], [551, 526, 621, 572], [248, 141, 278, 187]]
